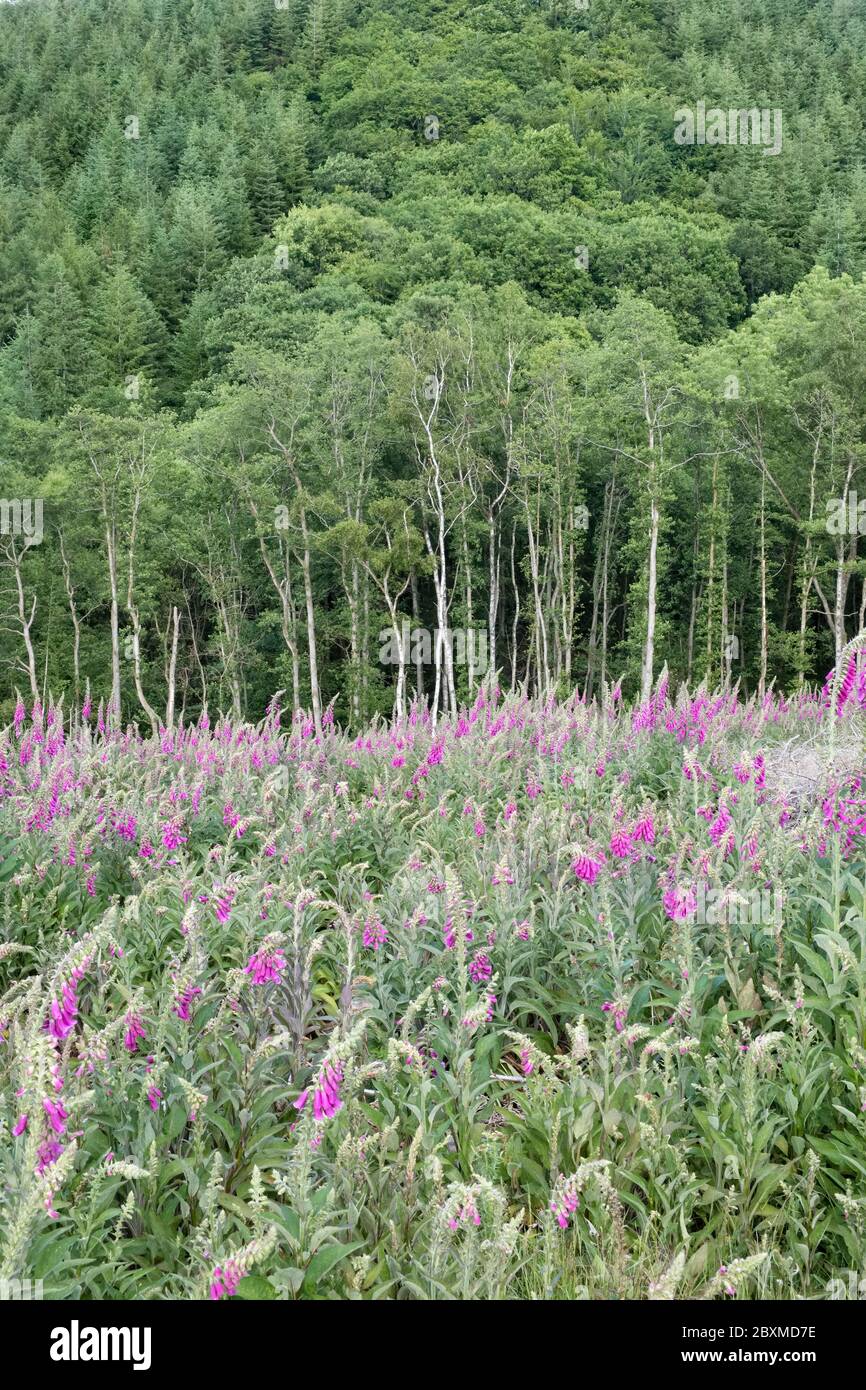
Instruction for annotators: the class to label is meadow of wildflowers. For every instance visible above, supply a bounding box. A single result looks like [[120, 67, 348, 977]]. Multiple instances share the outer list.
[[1, 654, 866, 1302]]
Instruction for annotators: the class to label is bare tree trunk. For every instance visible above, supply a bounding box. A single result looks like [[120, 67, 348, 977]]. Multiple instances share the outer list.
[[59, 533, 82, 712], [525, 487, 549, 692], [461, 510, 474, 692], [793, 408, 823, 681], [564, 499, 576, 685], [509, 521, 520, 693], [253, 511, 301, 719], [348, 557, 361, 725], [705, 456, 717, 680], [213, 593, 243, 721], [410, 356, 457, 729], [297, 505, 322, 735], [185, 589, 209, 715], [106, 520, 122, 719], [126, 488, 159, 735], [758, 472, 768, 698], [687, 582, 699, 685], [410, 571, 424, 699], [6, 540, 39, 701], [639, 367, 662, 706], [127, 607, 158, 733], [362, 572, 370, 716], [165, 605, 180, 731], [587, 480, 614, 698], [377, 597, 408, 721], [600, 486, 618, 694], [833, 459, 856, 664], [720, 552, 730, 687], [487, 505, 499, 681], [641, 484, 660, 704]]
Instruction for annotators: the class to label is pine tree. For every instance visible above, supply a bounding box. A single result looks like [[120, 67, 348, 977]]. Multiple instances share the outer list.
[[25, 255, 94, 415], [248, 145, 286, 235], [87, 264, 163, 393]]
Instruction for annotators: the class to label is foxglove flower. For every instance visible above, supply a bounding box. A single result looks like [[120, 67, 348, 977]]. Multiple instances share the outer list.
[[209, 1260, 242, 1300], [43, 1097, 68, 1135], [312, 1062, 343, 1121], [362, 918, 387, 951], [551, 1185, 579, 1230], [572, 851, 604, 885], [174, 985, 202, 1021], [835, 653, 858, 715], [244, 940, 287, 984], [214, 887, 236, 924], [601, 1000, 627, 1032], [609, 829, 631, 858], [45, 960, 89, 1041], [124, 1012, 147, 1053], [36, 1139, 63, 1175], [663, 884, 697, 921], [468, 952, 492, 984], [447, 1201, 481, 1230]]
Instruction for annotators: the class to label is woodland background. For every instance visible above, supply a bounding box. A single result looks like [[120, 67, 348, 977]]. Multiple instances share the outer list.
[[2, 0, 866, 729]]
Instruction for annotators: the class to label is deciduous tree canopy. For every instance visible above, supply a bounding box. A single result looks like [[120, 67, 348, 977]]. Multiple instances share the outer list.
[[2, 0, 865, 724]]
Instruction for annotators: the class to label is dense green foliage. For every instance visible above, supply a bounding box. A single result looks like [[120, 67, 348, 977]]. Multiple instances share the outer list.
[[2, 0, 866, 726]]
